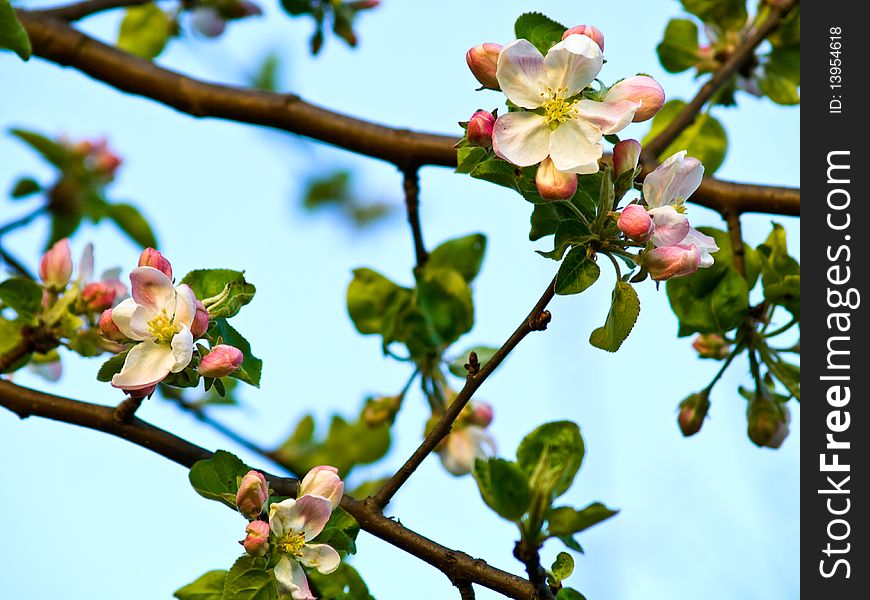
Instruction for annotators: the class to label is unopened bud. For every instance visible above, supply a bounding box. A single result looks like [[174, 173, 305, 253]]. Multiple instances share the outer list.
[[191, 8, 226, 38], [747, 399, 785, 448], [138, 247, 172, 279], [562, 25, 604, 51], [198, 345, 244, 378], [241, 520, 270, 557], [466, 110, 495, 148], [346, 0, 380, 9], [469, 401, 494, 427], [190, 299, 209, 338], [236, 470, 268, 519], [644, 244, 700, 281], [39, 239, 73, 290], [692, 334, 730, 359], [613, 139, 641, 178], [299, 465, 344, 509], [81, 282, 117, 312], [535, 157, 578, 200], [618, 205, 654, 242], [99, 310, 128, 342], [677, 391, 710, 437], [606, 76, 665, 122], [466, 43, 502, 90]]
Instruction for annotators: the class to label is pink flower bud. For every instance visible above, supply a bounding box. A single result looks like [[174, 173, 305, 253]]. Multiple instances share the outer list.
[[81, 282, 117, 312], [39, 239, 73, 290], [138, 247, 172, 279], [191, 8, 226, 37], [469, 401, 494, 427], [618, 205, 654, 242], [466, 43, 502, 90], [613, 139, 641, 178], [644, 244, 700, 281], [198, 345, 244, 378], [241, 520, 270, 557], [347, 0, 380, 9], [466, 110, 495, 148], [606, 76, 665, 122], [299, 465, 344, 509], [190, 299, 209, 338], [562, 25, 604, 51], [677, 392, 709, 437], [99, 310, 128, 342], [747, 400, 783, 448], [692, 334, 730, 360], [236, 470, 268, 519], [535, 157, 578, 200], [124, 384, 157, 399]]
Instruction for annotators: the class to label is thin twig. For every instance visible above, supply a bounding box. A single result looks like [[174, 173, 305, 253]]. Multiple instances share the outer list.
[[640, 0, 799, 165], [513, 541, 552, 599], [456, 581, 476, 600], [724, 210, 746, 277], [402, 166, 428, 267], [34, 0, 149, 21], [0, 242, 35, 279], [372, 276, 557, 509]]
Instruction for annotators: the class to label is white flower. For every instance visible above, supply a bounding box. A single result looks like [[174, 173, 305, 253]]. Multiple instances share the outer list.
[[270, 495, 342, 600], [438, 425, 496, 476], [110, 267, 198, 391], [491, 35, 640, 174]]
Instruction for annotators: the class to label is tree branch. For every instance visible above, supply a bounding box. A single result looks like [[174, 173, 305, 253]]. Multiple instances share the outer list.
[[372, 276, 556, 509], [402, 166, 428, 267], [640, 0, 799, 164], [724, 210, 746, 277], [15, 11, 799, 216], [35, 0, 149, 21], [0, 379, 536, 599]]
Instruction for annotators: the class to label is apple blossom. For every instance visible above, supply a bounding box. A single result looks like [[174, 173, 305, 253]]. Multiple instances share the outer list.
[[643, 150, 704, 211], [270, 495, 342, 599], [644, 244, 701, 281], [612, 138, 641, 177], [39, 239, 73, 290], [198, 345, 244, 378], [109, 267, 199, 391], [469, 401, 494, 428], [562, 24, 604, 51], [241, 520, 270, 557], [692, 333, 730, 359], [236, 470, 269, 519], [617, 204, 654, 242], [605, 76, 665, 122], [466, 110, 495, 147], [190, 299, 209, 338], [138, 247, 172, 279], [492, 35, 639, 174], [535, 157, 578, 200], [80, 281, 117, 312], [466, 43, 502, 90], [438, 424, 496, 476], [298, 465, 344, 509]]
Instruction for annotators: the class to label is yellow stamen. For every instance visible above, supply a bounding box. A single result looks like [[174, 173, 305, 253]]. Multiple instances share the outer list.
[[277, 531, 306, 556], [539, 86, 578, 129], [146, 309, 179, 344]]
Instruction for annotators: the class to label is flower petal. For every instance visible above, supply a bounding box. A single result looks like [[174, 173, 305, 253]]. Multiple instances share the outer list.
[[269, 498, 295, 538], [548, 118, 602, 174], [645, 245, 701, 281], [544, 34, 603, 97], [496, 39, 546, 108], [78, 243, 94, 284], [111, 341, 175, 390], [440, 426, 496, 476], [649, 206, 690, 247], [492, 111, 550, 167], [170, 325, 194, 373], [680, 227, 719, 268], [575, 98, 639, 135], [274, 556, 315, 600], [173, 284, 197, 329], [643, 151, 704, 208], [111, 298, 150, 341], [298, 543, 341, 574], [270, 495, 333, 541], [129, 267, 176, 313]]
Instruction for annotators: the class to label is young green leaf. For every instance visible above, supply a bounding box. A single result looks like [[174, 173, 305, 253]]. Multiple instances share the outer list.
[[589, 282, 640, 352], [182, 270, 256, 320], [680, 0, 747, 31], [310, 507, 360, 556], [10, 128, 71, 168], [346, 268, 409, 335], [547, 502, 619, 537], [537, 220, 591, 261], [0, 277, 43, 318], [416, 267, 474, 346], [427, 233, 487, 282], [473, 458, 532, 521], [96, 349, 131, 382], [117, 4, 173, 60], [550, 552, 575, 584], [514, 12, 568, 55], [173, 570, 227, 600], [10, 176, 42, 199], [221, 555, 277, 600], [107, 203, 158, 249], [516, 421, 585, 499], [656, 19, 699, 73], [1, 0, 31, 60], [555, 249, 600, 295], [188, 450, 251, 509], [307, 563, 374, 600], [209, 319, 262, 387]]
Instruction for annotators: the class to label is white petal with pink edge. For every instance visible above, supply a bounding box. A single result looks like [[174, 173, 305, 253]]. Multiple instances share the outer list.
[[544, 34, 602, 97], [111, 341, 175, 390], [492, 111, 550, 167]]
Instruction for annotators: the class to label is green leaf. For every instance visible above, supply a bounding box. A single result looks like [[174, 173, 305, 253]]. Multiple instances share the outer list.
[[557, 535, 584, 553], [643, 100, 728, 174], [307, 563, 374, 600], [448, 345, 498, 378], [473, 458, 532, 521], [456, 146, 488, 174], [221, 555, 277, 600], [680, 0, 747, 31], [537, 220, 591, 261], [427, 233, 487, 282], [757, 224, 800, 316], [182, 270, 256, 320], [529, 202, 574, 241], [346, 268, 409, 335], [107, 203, 157, 249], [188, 450, 251, 510], [0, 277, 43, 318], [117, 4, 172, 60], [10, 176, 41, 199], [209, 319, 263, 387], [310, 507, 360, 556], [589, 281, 640, 352], [0, 0, 31, 60], [667, 266, 749, 335], [416, 267, 474, 346], [550, 552, 574, 584], [656, 19, 699, 73], [547, 502, 619, 537], [516, 421, 584, 499], [174, 570, 227, 600], [759, 48, 800, 105], [469, 156, 519, 190], [0, 318, 27, 373], [514, 12, 568, 55], [10, 129, 71, 169], [556, 589, 587, 600], [555, 248, 600, 295], [96, 349, 130, 383]]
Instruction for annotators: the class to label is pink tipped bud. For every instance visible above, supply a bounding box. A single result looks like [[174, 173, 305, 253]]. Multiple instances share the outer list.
[[562, 25, 604, 51], [299, 465, 344, 509], [469, 401, 494, 427], [39, 239, 73, 290], [466, 43, 502, 90], [536, 157, 578, 200], [677, 392, 709, 437], [644, 244, 700, 281], [618, 205, 654, 242], [692, 334, 731, 360], [190, 299, 209, 338], [192, 8, 226, 38], [138, 247, 172, 279], [347, 0, 380, 9], [613, 139, 641, 178], [606, 76, 665, 122], [99, 310, 128, 342], [81, 282, 117, 312], [198, 345, 244, 378], [466, 110, 495, 147], [747, 400, 782, 447], [236, 470, 268, 519], [241, 520, 270, 557]]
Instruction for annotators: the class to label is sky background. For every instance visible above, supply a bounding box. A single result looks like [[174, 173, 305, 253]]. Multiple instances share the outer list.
[[1, 1, 799, 599]]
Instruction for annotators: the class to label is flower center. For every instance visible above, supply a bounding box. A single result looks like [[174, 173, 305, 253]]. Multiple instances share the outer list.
[[277, 531, 306, 556], [540, 86, 578, 129], [146, 309, 178, 344]]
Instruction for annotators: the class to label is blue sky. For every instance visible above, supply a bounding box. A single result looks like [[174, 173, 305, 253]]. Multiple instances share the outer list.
[[1, 1, 799, 599]]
